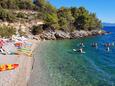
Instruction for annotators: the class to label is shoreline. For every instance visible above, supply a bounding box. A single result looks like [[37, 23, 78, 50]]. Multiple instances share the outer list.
[[36, 30, 106, 40], [22, 30, 113, 86], [0, 30, 108, 86], [24, 39, 39, 84]]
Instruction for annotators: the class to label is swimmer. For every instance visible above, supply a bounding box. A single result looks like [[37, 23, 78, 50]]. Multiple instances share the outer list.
[[91, 42, 98, 48], [78, 48, 85, 53], [104, 43, 111, 47], [79, 42, 85, 47], [106, 47, 110, 52], [112, 42, 114, 46]]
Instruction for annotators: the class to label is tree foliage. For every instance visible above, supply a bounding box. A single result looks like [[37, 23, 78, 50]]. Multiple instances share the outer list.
[[70, 7, 102, 30], [44, 13, 59, 29], [0, 8, 16, 22], [57, 7, 75, 31], [34, 0, 57, 13], [33, 0, 102, 33], [0, 0, 102, 33], [0, 0, 36, 10], [31, 25, 44, 35]]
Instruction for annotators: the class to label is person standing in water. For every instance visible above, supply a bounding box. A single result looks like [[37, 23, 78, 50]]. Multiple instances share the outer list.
[[78, 48, 85, 53], [112, 42, 114, 46], [91, 42, 98, 48], [80, 42, 85, 47], [106, 47, 110, 52], [104, 43, 111, 52]]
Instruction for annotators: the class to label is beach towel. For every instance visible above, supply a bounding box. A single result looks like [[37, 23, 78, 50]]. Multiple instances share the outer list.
[[2, 43, 17, 55]]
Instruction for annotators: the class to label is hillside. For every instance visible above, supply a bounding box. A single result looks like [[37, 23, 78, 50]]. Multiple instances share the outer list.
[[0, 0, 104, 39]]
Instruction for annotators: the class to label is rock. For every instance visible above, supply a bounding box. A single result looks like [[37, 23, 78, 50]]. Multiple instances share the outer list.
[[26, 28, 107, 40], [39, 31, 56, 40], [70, 31, 80, 38], [54, 30, 70, 39], [37, 29, 106, 40], [91, 30, 99, 36]]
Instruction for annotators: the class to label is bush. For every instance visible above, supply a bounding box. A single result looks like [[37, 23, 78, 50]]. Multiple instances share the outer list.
[[0, 8, 16, 22], [0, 25, 16, 38], [31, 25, 44, 35], [16, 12, 27, 19], [0, 0, 36, 10], [17, 1, 35, 10], [18, 29, 27, 36]]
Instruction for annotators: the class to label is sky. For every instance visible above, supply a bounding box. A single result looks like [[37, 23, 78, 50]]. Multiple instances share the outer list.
[[48, 0, 115, 23]]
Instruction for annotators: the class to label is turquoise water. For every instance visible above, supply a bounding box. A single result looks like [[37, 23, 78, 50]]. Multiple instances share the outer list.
[[38, 27, 115, 86]]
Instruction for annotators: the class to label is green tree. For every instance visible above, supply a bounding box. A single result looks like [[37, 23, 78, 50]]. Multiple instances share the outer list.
[[0, 0, 36, 10], [34, 0, 57, 13], [34, 0, 46, 8], [44, 13, 59, 29], [0, 8, 16, 22], [58, 7, 75, 31], [31, 25, 44, 35], [71, 7, 102, 31]]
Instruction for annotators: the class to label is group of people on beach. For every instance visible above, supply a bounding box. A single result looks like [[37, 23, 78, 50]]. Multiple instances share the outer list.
[[73, 42, 114, 53], [0, 36, 33, 55]]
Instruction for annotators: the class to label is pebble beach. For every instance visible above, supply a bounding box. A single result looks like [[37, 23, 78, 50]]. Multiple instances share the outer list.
[[0, 38, 38, 86]]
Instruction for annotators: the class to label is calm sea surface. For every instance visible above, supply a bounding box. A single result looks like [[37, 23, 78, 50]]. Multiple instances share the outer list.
[[33, 26, 115, 86]]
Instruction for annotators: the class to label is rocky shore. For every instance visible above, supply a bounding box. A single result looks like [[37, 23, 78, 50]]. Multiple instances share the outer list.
[[36, 30, 106, 40]]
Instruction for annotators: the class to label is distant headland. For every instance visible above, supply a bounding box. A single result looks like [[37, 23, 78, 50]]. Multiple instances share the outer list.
[[103, 23, 115, 27]]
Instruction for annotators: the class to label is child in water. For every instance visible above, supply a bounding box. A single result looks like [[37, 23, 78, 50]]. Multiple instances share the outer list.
[[79, 42, 85, 47], [112, 42, 114, 46], [106, 47, 110, 52], [78, 48, 85, 53]]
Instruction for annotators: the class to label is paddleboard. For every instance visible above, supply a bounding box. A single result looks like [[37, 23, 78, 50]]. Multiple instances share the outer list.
[[73, 49, 77, 51], [81, 52, 86, 54]]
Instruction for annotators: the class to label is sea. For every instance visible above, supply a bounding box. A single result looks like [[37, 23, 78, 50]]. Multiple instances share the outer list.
[[31, 26, 115, 86]]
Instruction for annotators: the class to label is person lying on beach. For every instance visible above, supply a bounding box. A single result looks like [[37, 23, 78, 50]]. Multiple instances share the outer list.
[[0, 47, 7, 55]]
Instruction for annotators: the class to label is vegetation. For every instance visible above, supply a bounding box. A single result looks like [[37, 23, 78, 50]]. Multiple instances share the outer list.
[[0, 0, 36, 10], [34, 0, 57, 13], [33, 0, 102, 33], [0, 8, 16, 22], [0, 0, 39, 21], [0, 25, 16, 38], [31, 25, 44, 35], [0, 0, 102, 36], [18, 29, 26, 36], [57, 7, 75, 31]]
